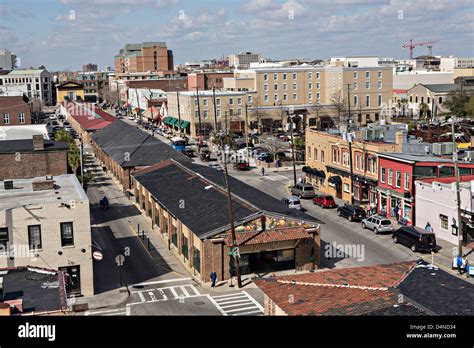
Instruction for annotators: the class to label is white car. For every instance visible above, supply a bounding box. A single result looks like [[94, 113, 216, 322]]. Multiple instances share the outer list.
[[281, 196, 302, 210], [209, 163, 223, 171], [128, 116, 135, 120], [49, 115, 58, 120], [361, 216, 394, 234]]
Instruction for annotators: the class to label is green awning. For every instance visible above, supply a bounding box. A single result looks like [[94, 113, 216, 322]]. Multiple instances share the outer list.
[[164, 116, 173, 125], [169, 118, 178, 126], [180, 121, 190, 129]]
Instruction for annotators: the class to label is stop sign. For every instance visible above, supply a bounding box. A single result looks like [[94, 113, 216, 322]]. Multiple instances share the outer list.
[[92, 250, 103, 261]]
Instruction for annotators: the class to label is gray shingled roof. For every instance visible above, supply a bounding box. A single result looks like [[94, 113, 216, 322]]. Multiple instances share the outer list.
[[423, 84, 470, 93], [0, 139, 68, 153], [91, 120, 190, 168]]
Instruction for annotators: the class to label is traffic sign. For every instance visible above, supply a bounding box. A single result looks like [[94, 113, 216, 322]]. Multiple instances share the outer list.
[[227, 247, 240, 258], [92, 250, 103, 261], [115, 254, 125, 267]]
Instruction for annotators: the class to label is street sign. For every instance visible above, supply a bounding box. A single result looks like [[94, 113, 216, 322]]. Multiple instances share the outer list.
[[92, 250, 103, 261], [115, 254, 125, 267], [227, 247, 240, 258]]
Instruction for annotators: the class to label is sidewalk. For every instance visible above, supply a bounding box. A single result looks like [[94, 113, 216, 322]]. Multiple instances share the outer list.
[[70, 287, 130, 312]]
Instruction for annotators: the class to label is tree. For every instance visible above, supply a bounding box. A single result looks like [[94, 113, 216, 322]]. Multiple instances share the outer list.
[[293, 136, 305, 151], [262, 137, 286, 159], [54, 130, 81, 175], [443, 89, 471, 118], [419, 102, 429, 119], [331, 89, 347, 128], [465, 96, 474, 118]]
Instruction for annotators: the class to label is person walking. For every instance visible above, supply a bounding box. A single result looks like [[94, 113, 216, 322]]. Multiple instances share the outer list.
[[393, 205, 400, 221], [210, 271, 217, 288], [425, 222, 433, 233], [261, 167, 265, 176]]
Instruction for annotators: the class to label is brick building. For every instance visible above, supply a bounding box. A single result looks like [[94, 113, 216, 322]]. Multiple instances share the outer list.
[[131, 159, 320, 282], [0, 135, 68, 180], [114, 42, 174, 74], [0, 95, 31, 126], [187, 71, 234, 91]]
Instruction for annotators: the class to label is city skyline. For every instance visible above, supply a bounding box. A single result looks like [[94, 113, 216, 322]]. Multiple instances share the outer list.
[[0, 0, 473, 71]]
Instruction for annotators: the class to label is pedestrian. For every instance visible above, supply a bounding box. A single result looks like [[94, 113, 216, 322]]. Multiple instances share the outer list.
[[261, 167, 265, 176], [425, 222, 433, 233], [210, 271, 217, 288], [394, 205, 400, 221]]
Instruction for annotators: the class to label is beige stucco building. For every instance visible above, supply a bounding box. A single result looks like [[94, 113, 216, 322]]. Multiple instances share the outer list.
[[0, 175, 93, 296]]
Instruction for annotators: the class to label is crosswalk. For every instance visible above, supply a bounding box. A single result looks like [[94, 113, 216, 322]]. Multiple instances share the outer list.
[[85, 306, 130, 316], [129, 284, 202, 305], [208, 291, 264, 316]]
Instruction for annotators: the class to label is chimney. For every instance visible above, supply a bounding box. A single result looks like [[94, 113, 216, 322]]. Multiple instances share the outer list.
[[32, 177, 55, 191], [395, 131, 404, 145], [32, 135, 44, 151]]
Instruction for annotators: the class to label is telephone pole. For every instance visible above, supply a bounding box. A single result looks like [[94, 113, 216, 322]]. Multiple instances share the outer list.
[[212, 84, 218, 131], [245, 103, 250, 163], [347, 84, 355, 205], [288, 108, 297, 186], [451, 119, 463, 258], [176, 88, 182, 136]]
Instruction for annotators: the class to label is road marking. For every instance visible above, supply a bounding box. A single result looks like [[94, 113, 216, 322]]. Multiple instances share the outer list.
[[225, 306, 258, 313], [209, 291, 264, 316], [138, 291, 146, 303], [180, 286, 190, 297], [212, 293, 245, 299], [132, 277, 191, 287], [206, 294, 227, 316], [169, 287, 179, 298], [148, 291, 157, 301], [242, 291, 264, 311], [215, 298, 249, 306], [232, 310, 263, 316], [126, 306, 131, 316], [157, 288, 168, 301]]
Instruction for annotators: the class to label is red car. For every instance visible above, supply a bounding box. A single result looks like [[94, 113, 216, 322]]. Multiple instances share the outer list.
[[312, 194, 337, 208]]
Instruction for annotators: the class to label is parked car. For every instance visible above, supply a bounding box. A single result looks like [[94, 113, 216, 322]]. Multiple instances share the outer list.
[[336, 204, 367, 222], [281, 196, 302, 210], [312, 194, 337, 208], [209, 163, 223, 171], [128, 115, 135, 120], [233, 161, 251, 171], [361, 216, 394, 234], [49, 114, 58, 120], [392, 226, 437, 252], [291, 183, 316, 199], [256, 153, 273, 163], [179, 147, 195, 157]]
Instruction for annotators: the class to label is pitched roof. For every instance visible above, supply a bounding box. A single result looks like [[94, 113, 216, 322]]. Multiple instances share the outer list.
[[0, 139, 68, 153], [422, 83, 474, 93], [132, 160, 260, 237], [255, 260, 474, 316], [63, 102, 115, 131], [91, 120, 190, 167], [224, 227, 310, 246]]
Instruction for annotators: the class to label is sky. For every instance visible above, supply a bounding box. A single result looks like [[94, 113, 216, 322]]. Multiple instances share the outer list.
[[0, 0, 473, 71]]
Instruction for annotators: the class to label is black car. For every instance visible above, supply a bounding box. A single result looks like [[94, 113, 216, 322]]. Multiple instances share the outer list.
[[392, 226, 436, 252], [336, 204, 366, 222]]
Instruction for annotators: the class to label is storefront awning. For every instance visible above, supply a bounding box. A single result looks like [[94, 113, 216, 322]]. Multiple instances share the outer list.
[[328, 176, 342, 185], [169, 118, 179, 126], [352, 174, 378, 186], [326, 165, 350, 178], [302, 166, 326, 178], [376, 187, 414, 202], [180, 120, 190, 129], [163, 116, 172, 124]]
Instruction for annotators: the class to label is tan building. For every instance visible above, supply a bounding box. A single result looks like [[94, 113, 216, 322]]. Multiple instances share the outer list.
[[166, 90, 256, 137], [0, 175, 94, 296], [305, 127, 404, 206], [224, 65, 393, 132], [114, 42, 173, 74]]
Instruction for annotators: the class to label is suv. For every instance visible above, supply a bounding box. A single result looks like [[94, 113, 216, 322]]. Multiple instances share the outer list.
[[281, 196, 301, 210], [291, 183, 316, 199], [313, 194, 336, 208], [362, 216, 394, 234], [336, 204, 366, 222], [392, 226, 436, 252]]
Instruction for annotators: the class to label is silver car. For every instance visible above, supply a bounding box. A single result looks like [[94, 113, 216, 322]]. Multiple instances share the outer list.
[[362, 216, 394, 234], [290, 183, 316, 199], [282, 196, 302, 210]]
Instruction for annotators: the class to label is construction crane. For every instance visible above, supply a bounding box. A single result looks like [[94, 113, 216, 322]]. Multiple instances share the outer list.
[[402, 39, 439, 59]]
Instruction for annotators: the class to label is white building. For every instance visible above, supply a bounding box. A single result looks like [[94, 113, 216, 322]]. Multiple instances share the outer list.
[[0, 49, 17, 70], [0, 175, 94, 296], [329, 56, 380, 68], [393, 70, 453, 90], [127, 88, 166, 111], [440, 56, 474, 72], [0, 69, 53, 105], [228, 52, 261, 69]]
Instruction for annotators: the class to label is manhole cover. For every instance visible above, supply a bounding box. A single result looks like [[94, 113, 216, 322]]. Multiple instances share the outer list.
[[193, 301, 205, 306]]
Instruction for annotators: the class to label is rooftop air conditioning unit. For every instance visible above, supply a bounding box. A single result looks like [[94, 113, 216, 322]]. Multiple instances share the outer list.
[[4, 180, 13, 190]]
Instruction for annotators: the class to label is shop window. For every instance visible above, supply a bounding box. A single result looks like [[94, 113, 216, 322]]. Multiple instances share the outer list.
[[60, 222, 74, 247], [0, 227, 8, 250], [193, 249, 201, 274], [182, 237, 189, 260], [380, 196, 387, 213], [403, 204, 412, 221], [440, 214, 448, 230]]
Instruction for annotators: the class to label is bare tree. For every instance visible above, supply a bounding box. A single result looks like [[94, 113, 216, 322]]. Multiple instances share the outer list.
[[331, 89, 347, 129]]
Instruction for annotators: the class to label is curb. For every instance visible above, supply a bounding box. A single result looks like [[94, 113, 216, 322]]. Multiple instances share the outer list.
[[70, 287, 131, 313]]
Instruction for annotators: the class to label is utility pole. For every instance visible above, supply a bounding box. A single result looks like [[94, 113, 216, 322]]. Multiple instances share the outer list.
[[195, 86, 202, 138], [288, 108, 297, 186], [347, 84, 355, 205], [212, 84, 218, 131], [346, 84, 352, 132], [135, 89, 142, 125], [176, 88, 182, 136], [79, 138, 84, 188], [451, 119, 463, 258], [245, 103, 249, 163], [219, 126, 242, 288]]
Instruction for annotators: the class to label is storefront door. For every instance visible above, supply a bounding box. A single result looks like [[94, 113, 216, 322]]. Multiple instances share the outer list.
[[59, 266, 81, 296]]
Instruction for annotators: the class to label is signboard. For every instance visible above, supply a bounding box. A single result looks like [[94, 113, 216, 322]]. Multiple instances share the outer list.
[[92, 250, 103, 261], [227, 247, 240, 258]]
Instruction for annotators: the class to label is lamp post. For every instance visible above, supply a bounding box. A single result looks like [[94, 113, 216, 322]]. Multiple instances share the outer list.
[[288, 106, 297, 186]]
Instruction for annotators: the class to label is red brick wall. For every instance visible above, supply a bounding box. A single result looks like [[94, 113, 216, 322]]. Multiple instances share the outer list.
[[0, 97, 31, 125], [0, 151, 68, 180]]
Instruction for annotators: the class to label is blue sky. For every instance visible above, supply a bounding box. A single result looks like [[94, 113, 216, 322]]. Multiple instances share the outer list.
[[0, 0, 473, 71]]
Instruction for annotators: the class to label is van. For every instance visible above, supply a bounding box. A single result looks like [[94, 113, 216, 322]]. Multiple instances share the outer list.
[[290, 183, 316, 199], [392, 226, 436, 252]]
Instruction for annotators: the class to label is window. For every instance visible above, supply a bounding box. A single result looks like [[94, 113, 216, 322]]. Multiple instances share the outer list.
[[283, 94, 288, 101], [365, 71, 370, 79], [292, 83, 297, 90], [366, 81, 370, 89], [332, 147, 340, 163], [439, 97, 443, 104], [378, 94, 382, 107], [264, 94, 269, 102], [283, 83, 287, 90], [264, 74, 268, 81], [19, 112, 25, 123], [60, 222, 74, 247], [415, 96, 418, 103], [308, 72, 312, 79], [366, 95, 370, 107], [308, 146, 312, 159], [316, 72, 320, 79], [0, 227, 8, 250], [381, 167, 386, 183], [274, 94, 279, 101], [203, 110, 208, 118], [427, 97, 430, 104], [404, 173, 410, 190], [292, 73, 297, 80], [353, 95, 358, 107], [264, 84, 269, 91], [194, 99, 198, 106], [274, 84, 278, 91], [229, 109, 234, 116], [316, 82, 320, 89], [216, 109, 221, 117], [321, 150, 325, 163], [308, 93, 312, 100], [388, 169, 393, 186], [440, 214, 448, 230], [353, 72, 358, 79], [314, 149, 318, 160], [28, 225, 42, 250], [308, 82, 312, 89], [216, 98, 221, 106], [237, 97, 242, 105], [410, 96, 413, 102], [344, 183, 350, 193], [203, 98, 208, 107], [378, 71, 382, 78], [194, 111, 199, 118], [421, 97, 424, 103], [274, 73, 278, 81], [353, 82, 358, 90], [293, 93, 297, 100], [229, 98, 234, 105], [237, 109, 242, 115], [248, 95, 252, 103], [396, 171, 401, 188], [283, 73, 287, 80], [316, 92, 320, 100], [3, 113, 9, 124], [378, 80, 382, 89], [342, 151, 349, 167]]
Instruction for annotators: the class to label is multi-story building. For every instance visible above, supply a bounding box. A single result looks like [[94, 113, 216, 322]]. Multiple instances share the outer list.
[[82, 63, 98, 72], [224, 65, 393, 131], [165, 90, 256, 137], [0, 95, 31, 126], [0, 174, 93, 296], [75, 70, 113, 103], [0, 69, 53, 105], [228, 52, 261, 69], [0, 49, 17, 71], [415, 176, 474, 245], [114, 42, 174, 74], [56, 81, 85, 103], [187, 71, 234, 91]]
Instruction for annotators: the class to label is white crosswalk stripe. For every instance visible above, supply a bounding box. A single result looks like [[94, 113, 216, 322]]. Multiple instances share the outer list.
[[210, 291, 264, 316], [129, 284, 201, 305], [85, 306, 130, 316]]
